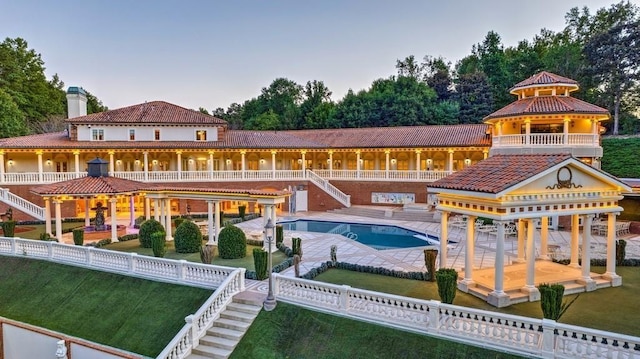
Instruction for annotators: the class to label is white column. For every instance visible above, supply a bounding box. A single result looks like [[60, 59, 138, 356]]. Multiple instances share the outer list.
[[488, 220, 509, 307], [415, 150, 421, 173], [525, 119, 531, 146], [214, 201, 221, 237], [37, 151, 43, 182], [74, 151, 80, 175], [109, 197, 118, 243], [84, 198, 90, 227], [516, 219, 525, 262], [539, 216, 549, 259], [44, 198, 52, 235], [439, 211, 448, 268], [54, 199, 63, 242], [385, 151, 390, 178], [240, 151, 246, 179], [301, 151, 306, 177], [581, 215, 594, 285], [525, 219, 535, 288], [483, 150, 488, 160], [604, 213, 621, 285], [271, 151, 277, 179], [176, 151, 182, 180], [144, 197, 150, 220], [570, 214, 580, 267], [153, 199, 160, 221], [165, 198, 172, 241], [109, 151, 115, 174], [461, 215, 476, 291], [0, 152, 5, 183], [209, 151, 214, 180], [129, 195, 135, 227], [143, 152, 149, 181], [207, 200, 215, 244], [447, 150, 454, 173], [356, 151, 361, 179], [563, 118, 570, 145], [328, 151, 333, 178]]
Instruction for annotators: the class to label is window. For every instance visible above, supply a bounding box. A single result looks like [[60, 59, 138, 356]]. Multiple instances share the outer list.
[[92, 129, 104, 141], [196, 130, 207, 141], [129, 129, 135, 141], [154, 129, 161, 141]]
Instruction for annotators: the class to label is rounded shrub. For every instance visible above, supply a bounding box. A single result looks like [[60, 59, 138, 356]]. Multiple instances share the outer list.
[[218, 224, 247, 259], [139, 219, 165, 248], [174, 220, 202, 253]]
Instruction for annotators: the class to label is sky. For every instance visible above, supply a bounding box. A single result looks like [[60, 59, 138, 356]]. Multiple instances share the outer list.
[[1, 0, 633, 111]]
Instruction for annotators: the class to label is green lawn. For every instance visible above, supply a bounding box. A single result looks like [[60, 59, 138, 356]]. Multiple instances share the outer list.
[[314, 266, 640, 337], [0, 256, 212, 357], [105, 239, 288, 271], [231, 302, 523, 359], [4, 222, 83, 240]]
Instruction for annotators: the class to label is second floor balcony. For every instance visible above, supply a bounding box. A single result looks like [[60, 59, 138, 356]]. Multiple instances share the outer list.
[[491, 133, 602, 158]]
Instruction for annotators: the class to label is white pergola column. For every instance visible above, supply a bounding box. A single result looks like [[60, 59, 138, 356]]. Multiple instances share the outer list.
[[44, 197, 52, 235], [144, 197, 151, 220], [143, 152, 149, 181], [159, 198, 165, 226], [516, 219, 526, 262], [176, 151, 182, 180], [488, 220, 510, 307], [84, 198, 91, 227], [74, 151, 80, 175], [214, 201, 221, 237], [580, 215, 596, 291], [153, 199, 160, 221], [604, 212, 621, 286], [129, 195, 135, 227], [460, 215, 476, 291], [109, 197, 118, 243], [539, 216, 549, 260], [439, 211, 448, 268], [207, 200, 215, 244], [37, 151, 43, 183], [570, 214, 580, 267], [271, 151, 277, 179], [523, 219, 540, 300], [54, 199, 63, 242], [165, 198, 172, 241]]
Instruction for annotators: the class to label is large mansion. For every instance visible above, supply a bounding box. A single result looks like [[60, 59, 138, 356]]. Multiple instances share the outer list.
[[0, 72, 626, 221]]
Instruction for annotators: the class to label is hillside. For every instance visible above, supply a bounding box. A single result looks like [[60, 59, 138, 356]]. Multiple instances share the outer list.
[[601, 136, 640, 178]]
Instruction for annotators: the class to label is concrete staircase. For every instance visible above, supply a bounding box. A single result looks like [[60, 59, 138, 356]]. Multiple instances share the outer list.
[[187, 291, 264, 359], [329, 205, 436, 222]]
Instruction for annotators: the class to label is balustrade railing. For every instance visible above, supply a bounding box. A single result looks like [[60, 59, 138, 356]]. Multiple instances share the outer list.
[[493, 133, 599, 148], [0, 188, 45, 220], [315, 169, 449, 182], [306, 170, 351, 207], [274, 274, 640, 359]]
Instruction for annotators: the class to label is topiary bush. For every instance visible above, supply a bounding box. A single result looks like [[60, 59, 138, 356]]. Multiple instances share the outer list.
[[1, 220, 16, 238], [174, 220, 202, 253], [139, 219, 165, 248], [435, 268, 458, 304], [538, 283, 580, 321], [238, 205, 246, 220], [276, 225, 283, 246], [72, 228, 84, 246], [253, 248, 268, 280], [151, 231, 166, 258], [292, 237, 303, 259], [218, 224, 247, 259], [424, 249, 438, 282], [616, 239, 627, 266]]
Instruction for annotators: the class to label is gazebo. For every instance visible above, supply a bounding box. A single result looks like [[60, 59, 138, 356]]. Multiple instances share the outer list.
[[428, 154, 632, 307]]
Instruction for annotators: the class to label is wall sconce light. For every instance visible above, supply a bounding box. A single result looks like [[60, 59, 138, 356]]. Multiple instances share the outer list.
[[359, 159, 363, 163], [260, 158, 266, 164], [426, 158, 432, 164], [46, 159, 52, 165], [8, 159, 13, 166], [464, 158, 471, 165], [226, 159, 231, 164], [188, 158, 194, 164], [152, 160, 158, 165], [116, 159, 122, 165], [327, 159, 331, 163], [297, 159, 303, 164], [390, 158, 396, 164]]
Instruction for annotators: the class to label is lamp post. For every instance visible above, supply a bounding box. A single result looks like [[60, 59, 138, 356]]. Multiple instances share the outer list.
[[263, 217, 277, 311]]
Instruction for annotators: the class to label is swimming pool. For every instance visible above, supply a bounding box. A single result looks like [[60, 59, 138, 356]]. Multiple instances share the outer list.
[[279, 219, 440, 250]]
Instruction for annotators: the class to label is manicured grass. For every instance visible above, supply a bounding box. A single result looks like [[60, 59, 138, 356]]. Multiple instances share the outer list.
[[0, 256, 212, 357], [315, 267, 640, 337], [105, 239, 288, 270], [232, 302, 523, 359]]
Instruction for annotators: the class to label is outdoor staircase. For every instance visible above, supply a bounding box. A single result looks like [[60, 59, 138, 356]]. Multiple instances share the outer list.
[[329, 205, 437, 222], [306, 170, 351, 207], [0, 188, 45, 220], [187, 292, 264, 359]]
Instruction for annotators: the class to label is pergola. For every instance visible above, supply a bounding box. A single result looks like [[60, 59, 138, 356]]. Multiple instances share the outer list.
[[428, 154, 632, 307], [31, 158, 290, 249]]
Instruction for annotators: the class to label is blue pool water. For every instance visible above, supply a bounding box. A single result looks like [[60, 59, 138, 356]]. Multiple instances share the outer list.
[[279, 220, 440, 250]]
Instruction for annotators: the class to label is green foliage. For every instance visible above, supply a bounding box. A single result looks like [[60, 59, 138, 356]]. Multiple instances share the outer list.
[[0, 89, 28, 138], [218, 224, 247, 259], [601, 137, 640, 178], [151, 231, 166, 258], [238, 205, 246, 220], [253, 248, 269, 280], [220, 211, 225, 227], [276, 225, 283, 246], [538, 283, 580, 321], [117, 233, 138, 242], [139, 219, 165, 248], [292, 237, 302, 258], [617, 239, 627, 266], [435, 268, 458, 304], [424, 249, 438, 282], [72, 228, 84, 246], [134, 216, 146, 228], [39, 232, 56, 241], [200, 245, 216, 264], [174, 220, 202, 254], [1, 220, 16, 237], [174, 217, 185, 229]]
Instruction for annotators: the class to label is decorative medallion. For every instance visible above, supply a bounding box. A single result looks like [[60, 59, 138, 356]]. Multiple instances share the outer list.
[[546, 166, 582, 190]]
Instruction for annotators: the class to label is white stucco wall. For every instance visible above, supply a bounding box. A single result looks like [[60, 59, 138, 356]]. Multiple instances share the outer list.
[[77, 125, 219, 142]]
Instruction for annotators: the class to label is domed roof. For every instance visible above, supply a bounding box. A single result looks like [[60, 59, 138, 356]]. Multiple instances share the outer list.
[[510, 71, 579, 94]]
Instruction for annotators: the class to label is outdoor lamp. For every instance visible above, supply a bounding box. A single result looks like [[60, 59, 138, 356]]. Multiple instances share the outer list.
[[263, 217, 277, 311]]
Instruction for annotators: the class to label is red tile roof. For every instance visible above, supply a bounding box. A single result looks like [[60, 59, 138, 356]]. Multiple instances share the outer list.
[[510, 71, 578, 91], [428, 154, 572, 194], [484, 96, 609, 121], [65, 101, 227, 125], [0, 124, 491, 150], [31, 176, 146, 196]]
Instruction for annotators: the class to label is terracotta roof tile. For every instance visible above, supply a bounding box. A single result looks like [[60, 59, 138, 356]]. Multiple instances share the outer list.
[[510, 71, 578, 91], [484, 96, 609, 121], [31, 176, 146, 196], [65, 101, 227, 125], [428, 154, 572, 194]]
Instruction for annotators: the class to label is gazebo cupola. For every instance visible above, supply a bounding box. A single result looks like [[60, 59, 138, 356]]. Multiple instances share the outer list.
[[485, 71, 610, 168], [87, 157, 109, 177]]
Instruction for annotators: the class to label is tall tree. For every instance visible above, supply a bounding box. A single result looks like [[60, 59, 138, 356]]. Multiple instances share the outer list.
[[298, 80, 334, 129], [396, 55, 425, 80], [0, 88, 29, 138], [454, 71, 494, 124], [473, 31, 513, 109], [423, 56, 454, 101]]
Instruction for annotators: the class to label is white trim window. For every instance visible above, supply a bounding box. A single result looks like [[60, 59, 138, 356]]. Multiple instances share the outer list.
[[129, 129, 136, 141], [196, 130, 207, 141], [92, 129, 104, 141]]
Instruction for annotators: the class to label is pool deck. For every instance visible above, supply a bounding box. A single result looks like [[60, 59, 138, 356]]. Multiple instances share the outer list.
[[235, 211, 640, 279]]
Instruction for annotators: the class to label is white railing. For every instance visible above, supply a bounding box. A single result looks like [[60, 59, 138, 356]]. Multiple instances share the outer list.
[[112, 171, 146, 181], [0, 237, 238, 289], [306, 170, 351, 207], [493, 133, 599, 148], [2, 172, 40, 184], [315, 169, 450, 182], [0, 188, 45, 220], [42, 172, 86, 182], [274, 275, 640, 359], [156, 267, 245, 359]]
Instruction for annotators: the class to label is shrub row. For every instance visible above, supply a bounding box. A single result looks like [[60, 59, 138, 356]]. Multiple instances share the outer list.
[[245, 257, 294, 280], [554, 258, 640, 267], [299, 261, 429, 281], [17, 218, 85, 225]]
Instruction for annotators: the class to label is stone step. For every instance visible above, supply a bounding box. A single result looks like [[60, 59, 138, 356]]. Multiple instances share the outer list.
[[187, 353, 215, 359], [232, 291, 265, 306], [207, 326, 244, 341], [226, 302, 261, 315], [213, 317, 251, 331], [192, 344, 232, 359], [200, 334, 237, 350], [220, 309, 256, 323]]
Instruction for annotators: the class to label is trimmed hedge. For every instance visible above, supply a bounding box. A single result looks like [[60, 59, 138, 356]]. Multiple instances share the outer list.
[[174, 220, 202, 253], [1, 221, 16, 237], [218, 224, 247, 259], [72, 228, 84, 246], [435, 268, 458, 304], [299, 261, 428, 281], [151, 231, 166, 257], [253, 248, 268, 280], [139, 219, 165, 248]]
